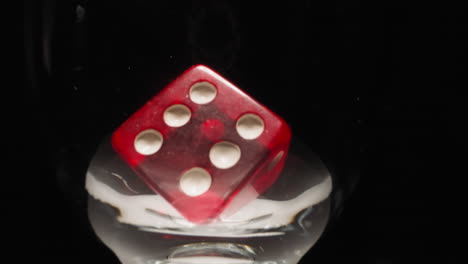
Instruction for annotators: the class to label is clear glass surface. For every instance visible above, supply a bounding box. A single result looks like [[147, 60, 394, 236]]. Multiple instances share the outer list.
[[87, 137, 332, 264]]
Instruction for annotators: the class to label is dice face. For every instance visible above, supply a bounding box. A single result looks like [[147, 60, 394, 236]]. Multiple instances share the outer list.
[[111, 65, 291, 223]]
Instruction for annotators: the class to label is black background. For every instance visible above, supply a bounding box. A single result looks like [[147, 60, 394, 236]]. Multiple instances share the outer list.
[[25, 0, 464, 263]]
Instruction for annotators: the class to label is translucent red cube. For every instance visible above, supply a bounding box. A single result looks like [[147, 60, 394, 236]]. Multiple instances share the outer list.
[[111, 65, 291, 223]]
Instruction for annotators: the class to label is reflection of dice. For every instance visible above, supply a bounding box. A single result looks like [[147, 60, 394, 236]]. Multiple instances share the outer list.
[[111, 65, 291, 223]]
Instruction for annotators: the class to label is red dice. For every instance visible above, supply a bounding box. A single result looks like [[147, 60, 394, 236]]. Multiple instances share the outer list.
[[111, 65, 291, 223]]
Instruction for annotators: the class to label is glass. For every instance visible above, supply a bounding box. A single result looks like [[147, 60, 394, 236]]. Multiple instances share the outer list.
[[87, 137, 332, 264], [27, 0, 364, 262]]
